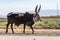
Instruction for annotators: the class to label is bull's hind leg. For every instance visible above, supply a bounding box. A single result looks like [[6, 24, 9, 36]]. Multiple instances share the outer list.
[[6, 22, 10, 33], [11, 23, 14, 33], [23, 24, 26, 34], [30, 25, 34, 34]]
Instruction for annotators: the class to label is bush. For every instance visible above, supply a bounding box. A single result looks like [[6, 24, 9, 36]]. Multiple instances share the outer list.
[[0, 19, 60, 29], [33, 20, 60, 29]]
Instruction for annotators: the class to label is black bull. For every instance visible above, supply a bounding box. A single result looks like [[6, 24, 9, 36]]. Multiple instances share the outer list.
[[6, 5, 41, 34]]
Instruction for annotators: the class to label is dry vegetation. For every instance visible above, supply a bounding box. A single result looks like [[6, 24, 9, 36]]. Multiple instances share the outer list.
[[0, 17, 60, 36], [0, 16, 60, 29]]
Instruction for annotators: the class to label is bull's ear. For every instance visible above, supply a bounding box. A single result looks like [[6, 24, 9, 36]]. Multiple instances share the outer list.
[[38, 5, 41, 13], [35, 5, 38, 13]]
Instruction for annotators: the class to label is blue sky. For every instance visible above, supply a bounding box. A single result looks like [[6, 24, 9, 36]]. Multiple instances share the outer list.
[[0, 0, 60, 16]]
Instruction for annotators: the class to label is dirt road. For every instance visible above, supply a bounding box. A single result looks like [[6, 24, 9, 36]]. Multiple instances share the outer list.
[[0, 36, 60, 40], [0, 29, 60, 40], [0, 29, 60, 36]]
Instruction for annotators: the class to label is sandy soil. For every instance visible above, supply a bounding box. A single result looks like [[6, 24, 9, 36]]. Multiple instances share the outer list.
[[0, 36, 60, 40], [0, 29, 60, 36]]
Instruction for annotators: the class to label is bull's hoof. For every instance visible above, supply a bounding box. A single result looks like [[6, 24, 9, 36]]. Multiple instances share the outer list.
[[23, 31, 25, 34], [6, 32, 7, 34], [32, 32, 34, 34], [6, 31, 8, 34], [12, 32, 14, 34], [23, 32, 25, 34]]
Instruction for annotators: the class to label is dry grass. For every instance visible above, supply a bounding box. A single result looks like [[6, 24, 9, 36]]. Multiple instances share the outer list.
[[0, 17, 60, 29], [0, 18, 7, 22], [0, 17, 60, 36]]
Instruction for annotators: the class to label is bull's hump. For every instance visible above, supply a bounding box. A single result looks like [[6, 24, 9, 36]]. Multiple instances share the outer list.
[[19, 14, 24, 16]]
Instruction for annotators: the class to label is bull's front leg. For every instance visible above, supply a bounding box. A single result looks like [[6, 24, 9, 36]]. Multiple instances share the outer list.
[[11, 23, 14, 34], [30, 25, 34, 34], [23, 24, 26, 34]]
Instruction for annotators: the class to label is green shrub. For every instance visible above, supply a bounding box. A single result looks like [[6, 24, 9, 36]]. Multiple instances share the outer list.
[[33, 20, 60, 29], [0, 19, 60, 29]]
